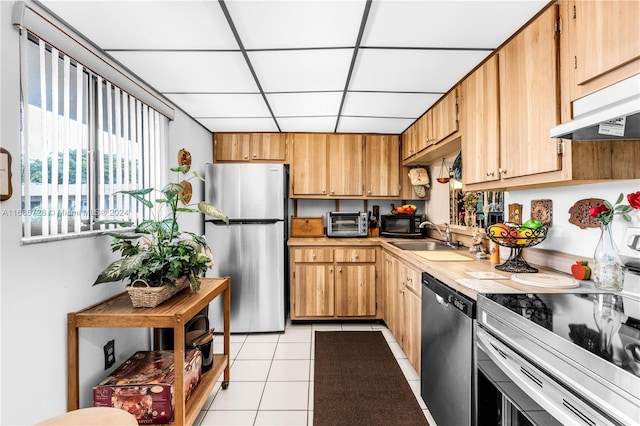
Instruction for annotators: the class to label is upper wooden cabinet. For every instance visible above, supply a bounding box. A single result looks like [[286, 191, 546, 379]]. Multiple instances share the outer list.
[[460, 55, 501, 186], [364, 135, 401, 198], [290, 133, 328, 196], [564, 0, 640, 102], [498, 4, 561, 180], [402, 87, 461, 166], [327, 134, 364, 197], [213, 133, 286, 162]]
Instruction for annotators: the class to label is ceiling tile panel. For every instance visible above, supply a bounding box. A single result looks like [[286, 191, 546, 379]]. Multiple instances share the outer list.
[[198, 118, 279, 133], [225, 0, 367, 49], [165, 93, 270, 118], [342, 92, 442, 119], [350, 48, 491, 92], [337, 117, 415, 134], [362, 1, 550, 48], [41, 1, 238, 49], [248, 49, 354, 93], [278, 116, 338, 133], [109, 51, 257, 92], [267, 92, 343, 117]]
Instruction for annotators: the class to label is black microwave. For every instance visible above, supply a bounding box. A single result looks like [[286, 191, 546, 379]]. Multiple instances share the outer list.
[[379, 215, 425, 239]]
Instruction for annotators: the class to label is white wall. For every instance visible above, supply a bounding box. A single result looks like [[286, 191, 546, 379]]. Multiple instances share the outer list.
[[0, 3, 213, 423]]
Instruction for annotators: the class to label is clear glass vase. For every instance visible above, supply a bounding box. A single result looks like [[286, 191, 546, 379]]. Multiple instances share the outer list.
[[592, 223, 625, 291]]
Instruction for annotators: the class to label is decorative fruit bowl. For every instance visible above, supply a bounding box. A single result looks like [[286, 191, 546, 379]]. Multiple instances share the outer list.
[[390, 203, 417, 215], [485, 222, 547, 273]]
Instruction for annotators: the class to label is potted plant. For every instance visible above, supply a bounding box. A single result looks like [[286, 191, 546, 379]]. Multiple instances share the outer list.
[[94, 165, 228, 307]]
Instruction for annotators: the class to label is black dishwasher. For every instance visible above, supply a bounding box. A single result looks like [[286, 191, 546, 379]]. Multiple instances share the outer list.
[[421, 272, 476, 426]]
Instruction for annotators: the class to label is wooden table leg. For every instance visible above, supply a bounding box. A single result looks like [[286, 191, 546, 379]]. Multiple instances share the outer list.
[[67, 313, 79, 411], [222, 279, 230, 388]]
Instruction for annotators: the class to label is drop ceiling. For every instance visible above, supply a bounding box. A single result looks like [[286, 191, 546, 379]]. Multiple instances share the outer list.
[[39, 0, 550, 134]]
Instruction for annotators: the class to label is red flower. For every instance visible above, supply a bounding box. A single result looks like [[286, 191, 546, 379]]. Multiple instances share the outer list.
[[589, 204, 610, 218], [628, 191, 640, 210]]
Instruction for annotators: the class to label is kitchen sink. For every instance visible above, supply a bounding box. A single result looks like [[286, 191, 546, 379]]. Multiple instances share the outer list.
[[389, 241, 456, 251]]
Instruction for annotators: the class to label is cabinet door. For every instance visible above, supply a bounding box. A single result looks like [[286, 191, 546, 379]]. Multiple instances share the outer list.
[[499, 5, 561, 179], [399, 262, 421, 294], [461, 56, 500, 185], [335, 264, 376, 317], [328, 134, 364, 196], [432, 88, 458, 144], [383, 253, 399, 336], [416, 111, 433, 152], [573, 1, 640, 92], [402, 125, 417, 160], [291, 133, 327, 196], [403, 288, 421, 374], [292, 264, 334, 317], [214, 133, 251, 162], [250, 133, 286, 161], [364, 135, 400, 197]]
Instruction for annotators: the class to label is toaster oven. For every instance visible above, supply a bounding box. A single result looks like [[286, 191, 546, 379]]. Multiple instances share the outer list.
[[326, 212, 368, 237]]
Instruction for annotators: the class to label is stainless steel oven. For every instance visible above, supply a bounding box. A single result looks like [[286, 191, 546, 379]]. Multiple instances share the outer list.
[[476, 288, 640, 426]]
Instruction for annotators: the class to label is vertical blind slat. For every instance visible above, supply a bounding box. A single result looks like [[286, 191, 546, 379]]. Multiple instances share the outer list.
[[20, 29, 32, 238], [49, 47, 59, 236], [61, 55, 71, 235], [39, 39, 49, 237], [97, 76, 105, 230], [73, 63, 84, 233]]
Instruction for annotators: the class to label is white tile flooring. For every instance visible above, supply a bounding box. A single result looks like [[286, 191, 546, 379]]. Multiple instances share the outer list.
[[193, 321, 437, 426]]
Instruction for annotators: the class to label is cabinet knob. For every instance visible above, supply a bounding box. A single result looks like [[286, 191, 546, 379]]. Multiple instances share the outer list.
[[329, 267, 333, 273], [354, 254, 359, 259], [367, 190, 371, 195], [486, 171, 495, 176], [330, 189, 335, 195], [243, 155, 248, 159], [338, 267, 342, 273], [252, 153, 257, 158], [322, 189, 326, 194], [312, 253, 316, 259], [499, 168, 507, 175]]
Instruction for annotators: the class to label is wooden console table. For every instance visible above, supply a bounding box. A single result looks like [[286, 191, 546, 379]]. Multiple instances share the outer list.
[[67, 277, 231, 426]]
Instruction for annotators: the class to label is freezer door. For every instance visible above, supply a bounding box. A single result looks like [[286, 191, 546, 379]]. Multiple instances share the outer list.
[[206, 220, 285, 333], [205, 163, 285, 220]]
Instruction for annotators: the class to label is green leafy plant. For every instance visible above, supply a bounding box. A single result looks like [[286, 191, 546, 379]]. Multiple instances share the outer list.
[[94, 165, 228, 292]]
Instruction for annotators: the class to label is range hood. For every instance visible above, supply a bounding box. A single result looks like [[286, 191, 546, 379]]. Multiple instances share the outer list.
[[550, 74, 640, 140]]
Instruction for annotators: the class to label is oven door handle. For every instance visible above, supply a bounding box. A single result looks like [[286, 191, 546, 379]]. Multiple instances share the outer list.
[[476, 328, 621, 426]]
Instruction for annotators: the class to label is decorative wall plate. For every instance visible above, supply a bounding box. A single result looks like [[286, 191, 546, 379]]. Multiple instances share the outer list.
[[568, 198, 606, 229], [178, 148, 191, 173], [508, 203, 523, 224], [179, 180, 192, 205], [531, 199, 552, 226]]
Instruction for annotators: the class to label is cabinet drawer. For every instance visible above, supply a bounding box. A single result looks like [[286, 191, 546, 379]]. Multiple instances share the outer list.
[[334, 248, 376, 263], [293, 248, 334, 263], [400, 263, 422, 295]]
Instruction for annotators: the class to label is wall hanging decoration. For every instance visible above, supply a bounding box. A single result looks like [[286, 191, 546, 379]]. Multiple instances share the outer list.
[[0, 148, 12, 201], [508, 203, 523, 225], [408, 167, 429, 198], [436, 158, 450, 184], [178, 148, 192, 173], [568, 198, 606, 229], [531, 199, 553, 226]]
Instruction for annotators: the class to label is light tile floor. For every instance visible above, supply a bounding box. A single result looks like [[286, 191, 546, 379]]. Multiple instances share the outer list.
[[194, 321, 437, 426]]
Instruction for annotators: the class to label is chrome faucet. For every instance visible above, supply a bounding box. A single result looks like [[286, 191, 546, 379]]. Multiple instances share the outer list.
[[419, 221, 455, 247]]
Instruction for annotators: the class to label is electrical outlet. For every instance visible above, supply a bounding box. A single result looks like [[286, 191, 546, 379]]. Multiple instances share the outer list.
[[104, 339, 115, 370]]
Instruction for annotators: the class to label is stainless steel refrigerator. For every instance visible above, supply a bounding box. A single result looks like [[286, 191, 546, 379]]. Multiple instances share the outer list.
[[204, 163, 287, 333]]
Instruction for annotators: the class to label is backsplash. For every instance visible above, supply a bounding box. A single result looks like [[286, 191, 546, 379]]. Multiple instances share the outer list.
[[505, 180, 640, 258]]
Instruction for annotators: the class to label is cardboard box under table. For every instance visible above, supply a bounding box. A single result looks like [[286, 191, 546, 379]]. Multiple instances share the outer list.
[[93, 350, 202, 424]]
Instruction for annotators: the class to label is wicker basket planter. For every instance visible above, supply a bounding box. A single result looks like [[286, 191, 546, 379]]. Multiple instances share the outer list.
[[127, 276, 190, 308]]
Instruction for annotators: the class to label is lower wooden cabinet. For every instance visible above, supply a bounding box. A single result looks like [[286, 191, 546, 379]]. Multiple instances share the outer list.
[[383, 251, 422, 373], [290, 247, 377, 320]]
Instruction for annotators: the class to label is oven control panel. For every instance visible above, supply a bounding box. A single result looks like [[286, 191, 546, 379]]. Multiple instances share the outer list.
[[620, 227, 640, 269]]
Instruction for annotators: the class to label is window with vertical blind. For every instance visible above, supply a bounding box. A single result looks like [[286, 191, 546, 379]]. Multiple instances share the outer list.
[[19, 31, 168, 242]]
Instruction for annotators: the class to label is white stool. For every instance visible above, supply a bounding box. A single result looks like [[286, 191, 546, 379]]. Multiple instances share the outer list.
[[36, 407, 138, 425]]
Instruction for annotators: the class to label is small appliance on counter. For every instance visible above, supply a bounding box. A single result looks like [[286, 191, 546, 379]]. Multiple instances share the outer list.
[[326, 211, 368, 237], [379, 214, 425, 239]]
